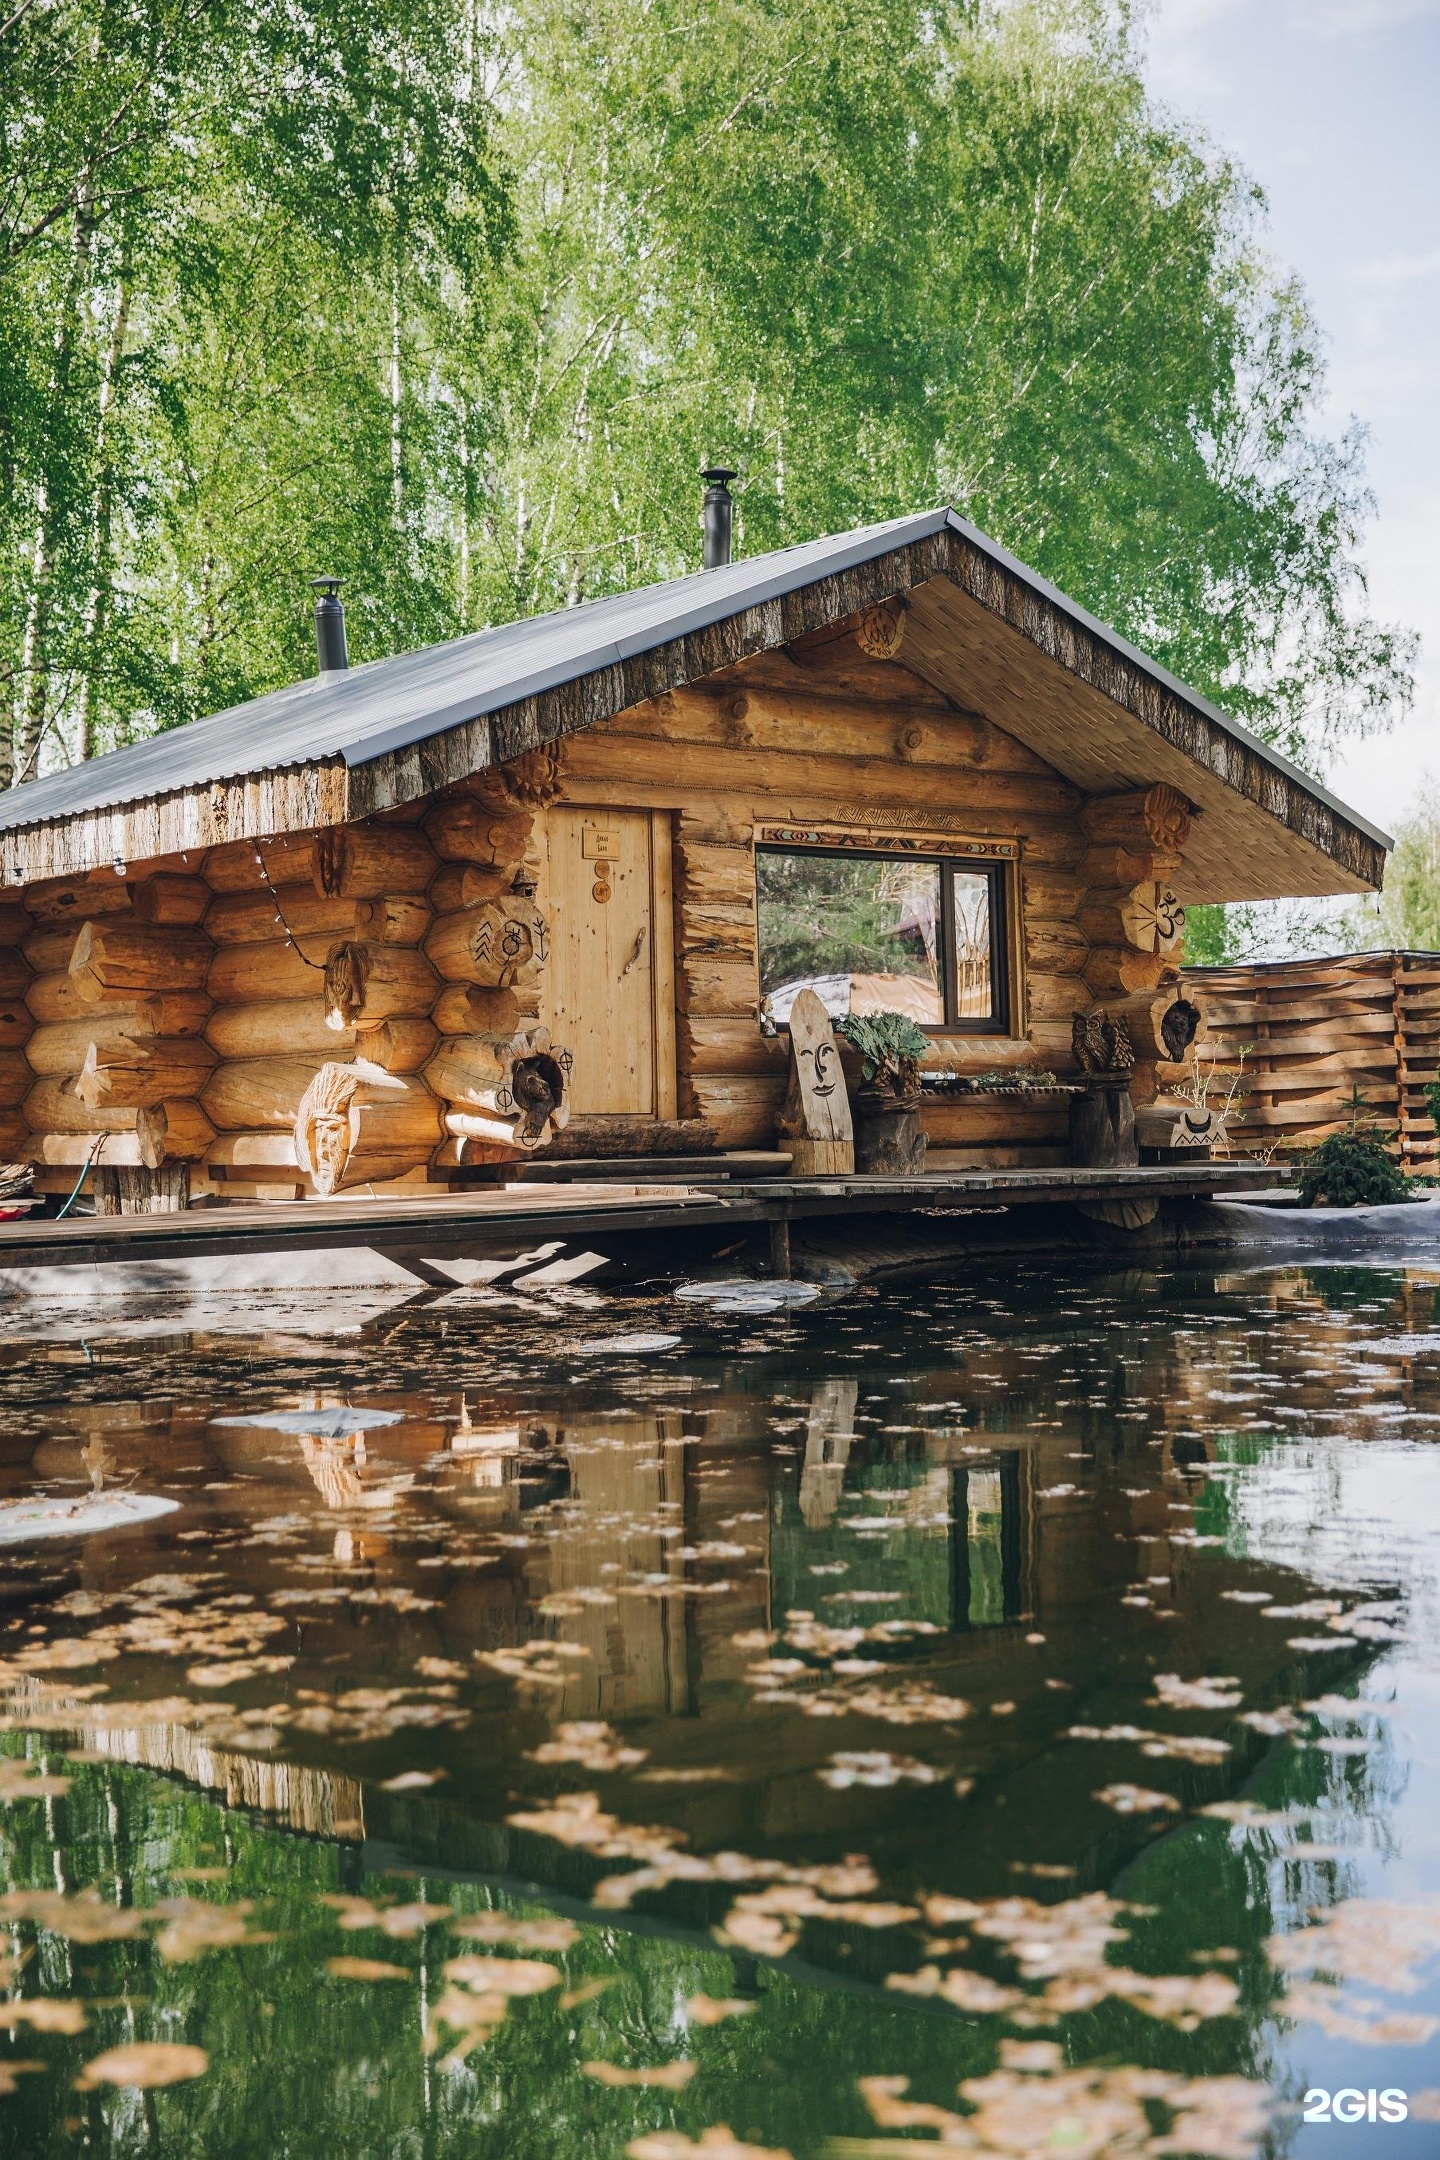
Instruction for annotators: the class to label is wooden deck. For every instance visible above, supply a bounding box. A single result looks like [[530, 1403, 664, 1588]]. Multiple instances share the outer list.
[[0, 1162, 1283, 1280]]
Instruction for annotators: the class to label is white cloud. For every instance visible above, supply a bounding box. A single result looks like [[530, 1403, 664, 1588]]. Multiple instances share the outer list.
[[1286, 0, 1440, 31], [1350, 248, 1440, 289]]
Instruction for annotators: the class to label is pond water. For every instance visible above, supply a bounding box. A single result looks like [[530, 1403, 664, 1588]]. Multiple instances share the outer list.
[[2, 1259, 1440, 2158]]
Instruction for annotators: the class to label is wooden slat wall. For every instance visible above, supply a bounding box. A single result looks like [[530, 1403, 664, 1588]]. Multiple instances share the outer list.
[[1183, 951, 1440, 1166]]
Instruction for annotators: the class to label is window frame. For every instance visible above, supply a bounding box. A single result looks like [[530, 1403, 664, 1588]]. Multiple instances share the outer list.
[[755, 842, 1012, 1037]]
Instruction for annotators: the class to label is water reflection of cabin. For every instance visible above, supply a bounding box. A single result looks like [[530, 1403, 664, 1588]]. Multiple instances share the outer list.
[[0, 501, 1388, 1207]]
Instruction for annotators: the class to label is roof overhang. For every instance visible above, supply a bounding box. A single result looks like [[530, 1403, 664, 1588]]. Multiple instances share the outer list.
[[0, 509, 1389, 897]]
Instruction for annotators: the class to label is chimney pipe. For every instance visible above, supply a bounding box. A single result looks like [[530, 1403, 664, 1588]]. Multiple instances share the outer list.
[[310, 577, 349, 675], [701, 467, 736, 569]]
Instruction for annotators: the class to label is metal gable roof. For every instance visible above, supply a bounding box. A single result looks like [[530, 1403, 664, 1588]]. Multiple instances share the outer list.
[[0, 505, 1392, 853]]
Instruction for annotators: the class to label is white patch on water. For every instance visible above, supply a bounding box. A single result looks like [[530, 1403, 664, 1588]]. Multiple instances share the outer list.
[[0, 1491, 180, 1545]]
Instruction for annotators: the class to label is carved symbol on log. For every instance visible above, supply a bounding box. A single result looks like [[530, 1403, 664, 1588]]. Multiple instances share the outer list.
[[856, 603, 905, 660], [498, 740, 565, 807], [495, 1083, 515, 1113], [465, 893, 549, 986], [1119, 882, 1186, 953], [1141, 784, 1193, 853]]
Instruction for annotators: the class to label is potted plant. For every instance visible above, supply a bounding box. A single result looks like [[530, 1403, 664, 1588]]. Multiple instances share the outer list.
[[836, 1011, 930, 1174]]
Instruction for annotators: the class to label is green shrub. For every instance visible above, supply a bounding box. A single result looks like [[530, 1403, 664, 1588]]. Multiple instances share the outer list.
[[836, 1011, 930, 1093], [1296, 1130, 1410, 1208]]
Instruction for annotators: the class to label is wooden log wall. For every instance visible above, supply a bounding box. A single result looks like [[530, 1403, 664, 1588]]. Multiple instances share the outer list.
[[561, 633, 1206, 1148], [7, 780, 574, 1203], [14, 862, 219, 1179], [1183, 950, 1440, 1167]]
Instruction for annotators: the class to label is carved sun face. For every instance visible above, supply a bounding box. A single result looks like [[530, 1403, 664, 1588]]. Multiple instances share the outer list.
[[310, 1112, 349, 1191]]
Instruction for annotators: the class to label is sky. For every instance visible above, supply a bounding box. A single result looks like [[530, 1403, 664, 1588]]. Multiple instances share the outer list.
[[1143, 0, 1440, 846]]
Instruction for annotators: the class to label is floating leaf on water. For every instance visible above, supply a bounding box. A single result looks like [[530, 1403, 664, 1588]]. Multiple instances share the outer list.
[[1269, 1894, 1440, 2003], [322, 1895, 449, 1937], [451, 1913, 580, 1952], [0, 1889, 147, 1943], [1288, 1635, 1358, 1652], [686, 1994, 757, 2025], [1149, 1674, 1242, 1711], [817, 1752, 942, 1790], [378, 1770, 447, 1792], [76, 2042, 209, 2089], [0, 1760, 71, 1802], [950, 2062, 1267, 2156], [858, 2074, 966, 2134], [327, 1956, 411, 1981], [0, 2062, 43, 2097], [443, 1954, 563, 1996], [528, 1721, 648, 1771], [583, 2059, 697, 2089], [154, 1897, 271, 1963], [628, 2131, 793, 2160], [635, 1766, 736, 1786], [716, 1909, 799, 1959], [478, 1642, 593, 1691], [560, 1977, 618, 2009], [424, 1987, 509, 2064], [1094, 1784, 1182, 1815], [185, 1656, 294, 1688], [0, 1998, 88, 2034]]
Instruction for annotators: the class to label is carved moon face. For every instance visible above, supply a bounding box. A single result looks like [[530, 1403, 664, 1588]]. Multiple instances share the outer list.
[[809, 1042, 838, 1097]]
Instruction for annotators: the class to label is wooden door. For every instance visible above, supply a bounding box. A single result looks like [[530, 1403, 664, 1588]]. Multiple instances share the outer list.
[[542, 809, 668, 1115]]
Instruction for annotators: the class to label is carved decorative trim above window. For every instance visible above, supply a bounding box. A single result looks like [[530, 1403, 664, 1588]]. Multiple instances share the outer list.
[[756, 820, 1017, 863]]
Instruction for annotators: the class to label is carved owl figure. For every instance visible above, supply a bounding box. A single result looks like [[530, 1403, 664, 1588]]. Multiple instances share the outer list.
[[1072, 1010, 1109, 1074], [1072, 1007, 1136, 1074]]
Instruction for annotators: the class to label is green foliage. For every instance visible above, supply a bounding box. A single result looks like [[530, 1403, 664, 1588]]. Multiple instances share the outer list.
[[837, 1009, 930, 1091], [1426, 1079, 1440, 1134], [0, 0, 1415, 781], [1180, 903, 1244, 966], [1296, 1130, 1410, 1209], [1344, 786, 1440, 953]]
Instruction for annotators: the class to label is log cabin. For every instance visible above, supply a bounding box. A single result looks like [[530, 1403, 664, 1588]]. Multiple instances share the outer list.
[[0, 494, 1391, 1211]]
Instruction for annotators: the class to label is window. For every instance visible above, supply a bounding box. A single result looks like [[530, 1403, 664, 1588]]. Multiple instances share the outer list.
[[756, 845, 1009, 1033]]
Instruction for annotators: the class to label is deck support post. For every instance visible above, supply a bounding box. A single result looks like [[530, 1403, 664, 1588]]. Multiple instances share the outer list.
[[768, 1217, 792, 1279]]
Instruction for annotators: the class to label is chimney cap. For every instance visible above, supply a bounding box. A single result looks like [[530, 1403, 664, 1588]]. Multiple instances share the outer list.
[[701, 468, 736, 570], [310, 575, 349, 674]]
